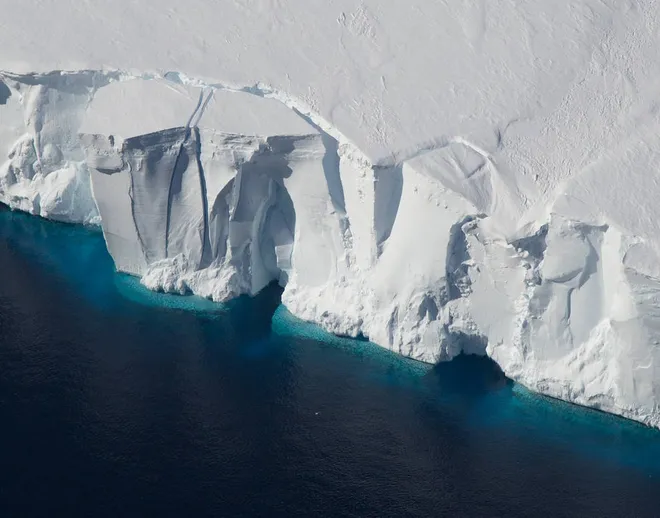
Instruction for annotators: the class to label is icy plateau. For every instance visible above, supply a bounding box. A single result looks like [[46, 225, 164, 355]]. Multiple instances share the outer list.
[[2, 0, 660, 427]]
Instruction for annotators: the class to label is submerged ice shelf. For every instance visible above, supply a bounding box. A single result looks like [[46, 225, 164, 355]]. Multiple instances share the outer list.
[[3, 0, 660, 428]]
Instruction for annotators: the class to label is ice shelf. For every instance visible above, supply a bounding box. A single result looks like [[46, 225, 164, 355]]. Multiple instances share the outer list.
[[2, 0, 660, 426]]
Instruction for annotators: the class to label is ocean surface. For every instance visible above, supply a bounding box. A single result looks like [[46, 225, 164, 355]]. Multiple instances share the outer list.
[[0, 207, 659, 517]]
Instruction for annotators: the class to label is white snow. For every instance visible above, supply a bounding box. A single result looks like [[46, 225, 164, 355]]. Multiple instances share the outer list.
[[2, 0, 660, 426]]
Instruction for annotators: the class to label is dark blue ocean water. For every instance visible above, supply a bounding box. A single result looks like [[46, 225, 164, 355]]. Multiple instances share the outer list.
[[0, 207, 659, 517]]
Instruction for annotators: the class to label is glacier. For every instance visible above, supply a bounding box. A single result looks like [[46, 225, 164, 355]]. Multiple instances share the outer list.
[[2, 0, 660, 427]]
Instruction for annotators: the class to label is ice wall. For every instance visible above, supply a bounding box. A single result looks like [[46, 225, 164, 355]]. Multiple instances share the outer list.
[[0, 72, 101, 223], [1, 70, 659, 428], [79, 79, 335, 302]]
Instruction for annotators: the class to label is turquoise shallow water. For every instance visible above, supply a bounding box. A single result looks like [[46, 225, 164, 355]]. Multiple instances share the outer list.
[[0, 206, 659, 517]]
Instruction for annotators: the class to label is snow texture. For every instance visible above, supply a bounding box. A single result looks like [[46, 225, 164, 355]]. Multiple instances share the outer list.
[[2, 0, 660, 426]]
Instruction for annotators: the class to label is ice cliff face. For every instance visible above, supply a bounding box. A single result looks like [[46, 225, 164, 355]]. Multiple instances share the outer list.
[[3, 0, 660, 428], [0, 72, 100, 224], [1, 69, 659, 428]]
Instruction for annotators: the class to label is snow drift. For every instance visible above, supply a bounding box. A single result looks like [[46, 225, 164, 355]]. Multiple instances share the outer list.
[[2, 0, 660, 427]]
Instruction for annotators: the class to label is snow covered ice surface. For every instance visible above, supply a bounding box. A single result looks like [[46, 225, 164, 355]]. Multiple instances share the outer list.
[[2, 0, 660, 426]]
